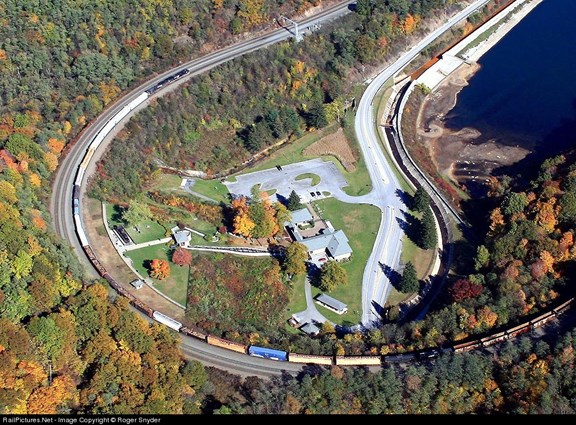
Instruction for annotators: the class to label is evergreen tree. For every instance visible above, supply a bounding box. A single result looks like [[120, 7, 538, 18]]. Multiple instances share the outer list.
[[398, 262, 419, 293], [286, 190, 303, 211], [419, 207, 437, 250], [413, 186, 430, 213]]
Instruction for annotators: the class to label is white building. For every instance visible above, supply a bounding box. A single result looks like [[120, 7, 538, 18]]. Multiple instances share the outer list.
[[171, 226, 192, 248]]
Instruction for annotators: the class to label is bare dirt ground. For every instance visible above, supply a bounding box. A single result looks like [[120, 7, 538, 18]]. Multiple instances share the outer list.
[[416, 62, 530, 191], [303, 127, 357, 172]]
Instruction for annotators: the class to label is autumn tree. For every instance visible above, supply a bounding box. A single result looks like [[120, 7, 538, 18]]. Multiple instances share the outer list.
[[250, 193, 278, 239], [172, 248, 192, 267], [232, 196, 255, 237], [319, 261, 348, 292], [449, 278, 483, 303], [399, 262, 419, 293], [274, 202, 291, 226], [284, 242, 308, 277], [150, 259, 170, 280], [474, 245, 490, 271]]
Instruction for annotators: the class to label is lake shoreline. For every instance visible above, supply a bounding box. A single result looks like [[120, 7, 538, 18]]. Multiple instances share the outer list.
[[415, 0, 544, 193]]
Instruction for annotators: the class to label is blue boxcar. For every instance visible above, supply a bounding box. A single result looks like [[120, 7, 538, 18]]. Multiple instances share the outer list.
[[248, 345, 288, 361]]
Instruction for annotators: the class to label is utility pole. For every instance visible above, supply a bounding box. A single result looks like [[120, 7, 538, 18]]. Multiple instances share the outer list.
[[279, 16, 303, 42]]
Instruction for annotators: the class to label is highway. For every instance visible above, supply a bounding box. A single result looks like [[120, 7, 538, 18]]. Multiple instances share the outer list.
[[50, 0, 493, 376], [354, 0, 491, 326]]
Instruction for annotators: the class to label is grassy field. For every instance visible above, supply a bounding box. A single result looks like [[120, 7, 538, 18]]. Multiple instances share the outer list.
[[105, 204, 168, 244], [244, 123, 340, 173], [295, 173, 321, 186], [189, 178, 230, 204], [310, 198, 381, 326], [125, 244, 189, 306]]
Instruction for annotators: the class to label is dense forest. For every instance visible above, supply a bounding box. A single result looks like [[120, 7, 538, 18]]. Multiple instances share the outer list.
[[201, 332, 576, 414], [2, 0, 576, 415]]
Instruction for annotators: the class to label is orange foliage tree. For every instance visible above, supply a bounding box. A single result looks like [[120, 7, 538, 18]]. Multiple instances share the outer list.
[[149, 259, 170, 280]]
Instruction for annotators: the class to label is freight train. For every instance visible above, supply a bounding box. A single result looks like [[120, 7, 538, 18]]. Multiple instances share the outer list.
[[71, 66, 574, 368]]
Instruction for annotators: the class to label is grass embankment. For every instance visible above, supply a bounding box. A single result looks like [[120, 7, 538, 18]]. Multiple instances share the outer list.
[[148, 173, 230, 204], [125, 244, 189, 306]]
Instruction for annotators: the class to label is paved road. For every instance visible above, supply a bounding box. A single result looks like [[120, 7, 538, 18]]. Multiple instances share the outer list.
[[354, 0, 491, 327], [50, 0, 493, 375]]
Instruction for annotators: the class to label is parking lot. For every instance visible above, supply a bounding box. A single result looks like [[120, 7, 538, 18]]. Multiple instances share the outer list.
[[224, 158, 349, 203]]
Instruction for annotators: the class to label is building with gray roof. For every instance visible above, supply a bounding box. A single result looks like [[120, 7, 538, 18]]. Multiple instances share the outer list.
[[315, 293, 348, 315]]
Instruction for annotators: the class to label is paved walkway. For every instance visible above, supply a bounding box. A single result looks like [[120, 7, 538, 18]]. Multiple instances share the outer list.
[[291, 277, 331, 326], [120, 237, 173, 253]]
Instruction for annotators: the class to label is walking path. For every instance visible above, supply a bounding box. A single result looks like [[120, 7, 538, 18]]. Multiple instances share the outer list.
[[291, 277, 331, 326], [120, 237, 173, 253]]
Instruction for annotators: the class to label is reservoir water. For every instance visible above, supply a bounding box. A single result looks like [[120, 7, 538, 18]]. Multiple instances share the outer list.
[[444, 0, 576, 161]]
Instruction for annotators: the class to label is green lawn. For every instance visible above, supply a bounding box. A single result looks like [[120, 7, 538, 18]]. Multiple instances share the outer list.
[[295, 173, 321, 186], [125, 244, 189, 306], [311, 198, 381, 326], [189, 178, 230, 204], [147, 172, 231, 204], [105, 203, 168, 244]]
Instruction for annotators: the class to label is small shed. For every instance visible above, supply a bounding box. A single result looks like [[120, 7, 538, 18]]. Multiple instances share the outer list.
[[130, 279, 144, 290], [315, 293, 348, 315]]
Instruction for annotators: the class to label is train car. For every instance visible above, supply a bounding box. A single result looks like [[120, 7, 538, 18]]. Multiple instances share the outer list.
[[180, 327, 208, 342], [146, 69, 190, 95], [530, 311, 555, 329], [480, 331, 507, 347], [506, 321, 531, 339], [74, 215, 89, 247], [75, 146, 96, 186], [453, 340, 482, 353], [128, 92, 149, 110], [248, 345, 288, 361], [206, 335, 248, 354], [553, 298, 574, 316], [334, 355, 382, 366], [287, 353, 333, 365], [152, 311, 182, 332], [384, 352, 417, 364], [73, 185, 80, 202], [131, 299, 154, 317], [417, 347, 451, 361]]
